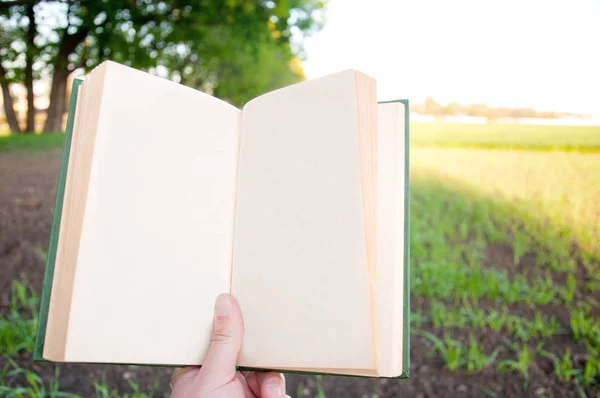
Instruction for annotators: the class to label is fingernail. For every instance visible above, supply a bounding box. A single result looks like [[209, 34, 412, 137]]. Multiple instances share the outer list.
[[215, 294, 232, 317], [268, 384, 284, 397]]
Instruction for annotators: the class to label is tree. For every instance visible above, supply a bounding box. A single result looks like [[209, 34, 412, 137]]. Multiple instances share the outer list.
[[210, 40, 306, 106], [0, 11, 22, 133], [0, 59, 21, 133], [24, 1, 35, 132], [0, 0, 325, 133], [0, 1, 41, 133]]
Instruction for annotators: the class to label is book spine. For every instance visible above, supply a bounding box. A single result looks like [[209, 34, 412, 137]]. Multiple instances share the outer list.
[[33, 78, 83, 361], [400, 99, 410, 378]]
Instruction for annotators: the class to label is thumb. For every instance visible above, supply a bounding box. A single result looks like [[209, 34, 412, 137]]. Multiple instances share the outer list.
[[197, 294, 244, 386]]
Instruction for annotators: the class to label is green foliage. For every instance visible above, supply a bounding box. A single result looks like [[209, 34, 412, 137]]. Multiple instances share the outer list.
[[466, 335, 500, 373], [497, 345, 537, 387], [315, 375, 326, 398], [539, 345, 600, 388], [296, 376, 327, 398], [580, 346, 600, 387], [210, 43, 305, 107], [540, 348, 580, 382], [93, 378, 159, 398], [419, 331, 464, 371], [558, 273, 577, 305], [486, 308, 508, 332], [421, 301, 561, 342], [0, 281, 40, 358], [530, 312, 563, 339], [411, 123, 600, 152], [419, 331, 498, 373], [570, 309, 600, 348], [1, 0, 326, 132], [0, 361, 79, 398], [2, 0, 324, 76], [410, 310, 426, 328]]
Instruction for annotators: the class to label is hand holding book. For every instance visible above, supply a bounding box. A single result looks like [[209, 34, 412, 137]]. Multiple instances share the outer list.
[[171, 294, 289, 398]]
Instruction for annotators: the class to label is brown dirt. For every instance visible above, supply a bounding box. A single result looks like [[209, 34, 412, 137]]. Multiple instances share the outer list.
[[1, 150, 598, 397]]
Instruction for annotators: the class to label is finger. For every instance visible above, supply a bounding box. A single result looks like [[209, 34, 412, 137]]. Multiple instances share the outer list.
[[258, 372, 286, 398], [197, 294, 244, 387], [245, 372, 261, 396], [235, 372, 257, 398]]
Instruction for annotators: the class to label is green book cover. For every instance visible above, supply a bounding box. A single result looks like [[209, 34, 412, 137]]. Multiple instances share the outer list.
[[33, 87, 410, 379], [34, 78, 83, 362]]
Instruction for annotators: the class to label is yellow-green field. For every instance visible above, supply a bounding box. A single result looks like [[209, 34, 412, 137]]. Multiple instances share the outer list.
[[412, 122, 600, 151], [412, 147, 600, 264]]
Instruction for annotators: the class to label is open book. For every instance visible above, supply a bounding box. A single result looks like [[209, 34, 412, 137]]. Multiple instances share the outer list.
[[34, 61, 410, 378]]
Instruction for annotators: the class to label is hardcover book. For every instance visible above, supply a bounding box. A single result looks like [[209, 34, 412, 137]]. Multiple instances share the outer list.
[[34, 61, 410, 378]]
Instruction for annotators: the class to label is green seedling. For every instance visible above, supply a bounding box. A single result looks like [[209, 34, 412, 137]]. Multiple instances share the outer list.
[[570, 309, 600, 348], [540, 348, 580, 382], [558, 273, 577, 304], [0, 364, 78, 398], [411, 310, 426, 328], [530, 312, 562, 339], [506, 315, 530, 342], [466, 335, 500, 373], [485, 308, 508, 332], [511, 229, 530, 266], [315, 375, 326, 398], [497, 344, 537, 388], [419, 331, 464, 371], [94, 378, 159, 398], [0, 281, 40, 358], [579, 345, 600, 387]]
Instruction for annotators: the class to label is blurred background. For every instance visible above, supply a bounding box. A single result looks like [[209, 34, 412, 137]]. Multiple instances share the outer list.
[[1, 0, 599, 397]]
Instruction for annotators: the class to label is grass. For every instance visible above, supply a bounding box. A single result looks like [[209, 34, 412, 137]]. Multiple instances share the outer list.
[[412, 122, 600, 151], [0, 134, 65, 151]]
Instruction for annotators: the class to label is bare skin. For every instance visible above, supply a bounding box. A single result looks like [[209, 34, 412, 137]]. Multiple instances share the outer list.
[[170, 294, 288, 398]]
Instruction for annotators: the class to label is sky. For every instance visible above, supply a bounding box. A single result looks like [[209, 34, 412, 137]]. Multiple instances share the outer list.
[[301, 0, 600, 115]]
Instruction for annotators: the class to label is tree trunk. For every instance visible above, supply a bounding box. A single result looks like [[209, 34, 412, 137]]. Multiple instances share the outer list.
[[43, 26, 89, 134], [43, 66, 68, 133], [0, 83, 21, 134], [0, 60, 21, 134], [25, 2, 36, 132]]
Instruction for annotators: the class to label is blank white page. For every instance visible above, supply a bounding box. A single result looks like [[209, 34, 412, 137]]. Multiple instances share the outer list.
[[64, 62, 241, 364], [376, 102, 406, 377], [231, 70, 376, 370]]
